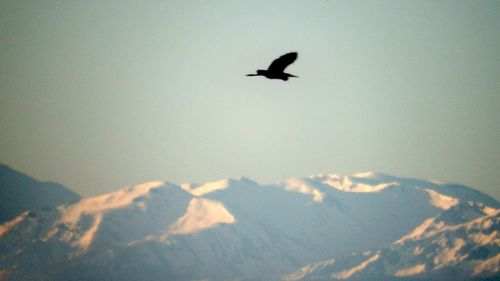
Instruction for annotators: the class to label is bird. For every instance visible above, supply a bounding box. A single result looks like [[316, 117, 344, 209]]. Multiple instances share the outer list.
[[246, 52, 298, 81]]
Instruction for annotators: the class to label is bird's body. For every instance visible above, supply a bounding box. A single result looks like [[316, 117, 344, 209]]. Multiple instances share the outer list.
[[246, 52, 298, 81]]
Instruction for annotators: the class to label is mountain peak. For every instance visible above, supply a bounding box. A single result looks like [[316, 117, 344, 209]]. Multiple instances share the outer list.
[[1, 170, 498, 281], [282, 177, 325, 202], [180, 176, 257, 196], [168, 198, 236, 235], [181, 179, 231, 196], [43, 181, 169, 250], [352, 171, 383, 178], [307, 172, 399, 193]]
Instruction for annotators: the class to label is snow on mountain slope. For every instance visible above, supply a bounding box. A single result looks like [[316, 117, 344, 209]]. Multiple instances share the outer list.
[[0, 212, 28, 238], [331, 251, 381, 279], [424, 188, 459, 210], [311, 173, 399, 193], [44, 181, 166, 250], [283, 202, 500, 281], [283, 177, 325, 202], [181, 178, 231, 196], [0, 172, 498, 281], [395, 203, 498, 244], [307, 172, 499, 208], [167, 198, 236, 235]]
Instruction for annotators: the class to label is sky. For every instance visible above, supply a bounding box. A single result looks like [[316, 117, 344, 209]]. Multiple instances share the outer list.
[[1, 0, 499, 199]]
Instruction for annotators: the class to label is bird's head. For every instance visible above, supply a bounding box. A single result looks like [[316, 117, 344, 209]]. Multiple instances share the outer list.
[[256, 70, 266, 75]]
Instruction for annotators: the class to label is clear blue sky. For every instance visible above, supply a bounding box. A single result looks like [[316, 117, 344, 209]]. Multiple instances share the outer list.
[[1, 0, 499, 198]]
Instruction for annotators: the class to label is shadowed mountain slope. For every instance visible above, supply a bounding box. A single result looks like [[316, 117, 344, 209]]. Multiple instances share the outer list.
[[0, 164, 80, 224]]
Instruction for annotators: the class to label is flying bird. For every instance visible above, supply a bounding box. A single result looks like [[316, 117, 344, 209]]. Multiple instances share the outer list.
[[246, 52, 298, 81]]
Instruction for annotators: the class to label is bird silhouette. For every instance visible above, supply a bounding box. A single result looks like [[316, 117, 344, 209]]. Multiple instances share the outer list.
[[246, 52, 298, 81]]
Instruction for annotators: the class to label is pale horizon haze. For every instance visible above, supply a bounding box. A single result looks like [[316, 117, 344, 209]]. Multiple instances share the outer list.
[[1, 0, 499, 199]]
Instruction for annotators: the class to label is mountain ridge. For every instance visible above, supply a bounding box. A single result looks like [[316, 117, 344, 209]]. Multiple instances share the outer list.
[[284, 202, 499, 281], [0, 168, 498, 281], [0, 164, 80, 224]]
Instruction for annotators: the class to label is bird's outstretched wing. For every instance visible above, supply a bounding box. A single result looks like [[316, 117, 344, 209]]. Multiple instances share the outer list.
[[267, 52, 298, 73]]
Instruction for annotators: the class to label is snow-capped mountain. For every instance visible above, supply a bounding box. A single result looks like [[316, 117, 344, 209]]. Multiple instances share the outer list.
[[283, 202, 499, 281], [0, 170, 498, 281]]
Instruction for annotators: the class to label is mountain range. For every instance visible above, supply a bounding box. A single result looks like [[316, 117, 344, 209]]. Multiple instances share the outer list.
[[0, 165, 498, 281]]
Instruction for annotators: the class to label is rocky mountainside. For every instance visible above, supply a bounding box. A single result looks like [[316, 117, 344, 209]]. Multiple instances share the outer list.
[[0, 171, 498, 281], [283, 202, 499, 281], [0, 164, 80, 224]]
